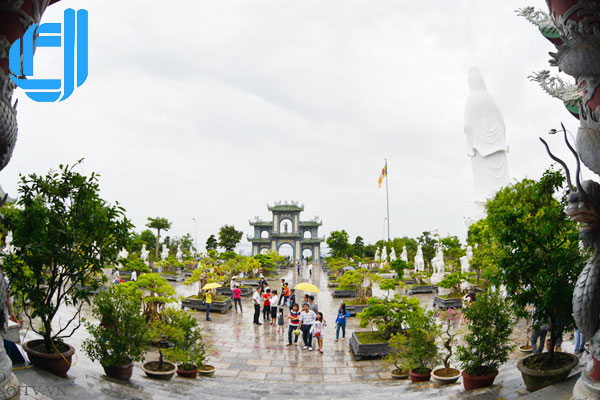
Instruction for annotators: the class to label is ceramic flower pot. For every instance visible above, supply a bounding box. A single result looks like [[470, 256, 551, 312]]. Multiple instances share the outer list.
[[431, 367, 460, 385], [409, 368, 431, 383], [197, 364, 216, 377], [23, 339, 75, 378], [103, 363, 134, 381], [461, 369, 498, 390], [141, 361, 176, 380]]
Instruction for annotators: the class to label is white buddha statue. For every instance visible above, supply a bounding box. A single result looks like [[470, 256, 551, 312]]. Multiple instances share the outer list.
[[161, 244, 169, 261], [400, 246, 408, 263], [140, 244, 149, 265], [414, 245, 425, 272], [464, 67, 510, 220], [176, 245, 183, 262]]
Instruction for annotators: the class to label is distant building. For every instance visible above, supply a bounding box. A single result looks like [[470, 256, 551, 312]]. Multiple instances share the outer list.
[[248, 201, 323, 261]]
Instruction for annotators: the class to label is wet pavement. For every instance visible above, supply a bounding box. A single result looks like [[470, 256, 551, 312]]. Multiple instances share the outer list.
[[9, 263, 584, 399]]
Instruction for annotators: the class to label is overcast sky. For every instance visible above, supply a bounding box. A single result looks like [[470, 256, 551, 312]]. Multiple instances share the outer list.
[[3, 0, 586, 254]]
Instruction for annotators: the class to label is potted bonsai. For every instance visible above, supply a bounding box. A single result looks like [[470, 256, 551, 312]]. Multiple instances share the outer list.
[[431, 308, 463, 384], [83, 285, 149, 381], [134, 273, 178, 320], [141, 307, 184, 380], [165, 309, 214, 378], [385, 333, 409, 379], [456, 291, 514, 390], [2, 162, 132, 377], [396, 308, 440, 383], [434, 272, 474, 309], [477, 170, 582, 391], [352, 295, 420, 360]]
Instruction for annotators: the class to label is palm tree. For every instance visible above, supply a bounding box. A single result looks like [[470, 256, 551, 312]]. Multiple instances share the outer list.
[[146, 217, 172, 258]]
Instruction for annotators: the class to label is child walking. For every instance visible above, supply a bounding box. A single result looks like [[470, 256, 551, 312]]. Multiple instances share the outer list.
[[311, 312, 326, 354], [277, 307, 285, 334]]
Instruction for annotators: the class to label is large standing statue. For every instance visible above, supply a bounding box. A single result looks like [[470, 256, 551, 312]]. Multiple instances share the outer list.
[[389, 248, 396, 262], [117, 247, 129, 260], [414, 245, 425, 272], [464, 67, 510, 220], [140, 244, 149, 265]]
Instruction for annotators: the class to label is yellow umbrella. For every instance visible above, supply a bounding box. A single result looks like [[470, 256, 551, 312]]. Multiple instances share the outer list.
[[202, 282, 222, 290], [294, 282, 320, 293]]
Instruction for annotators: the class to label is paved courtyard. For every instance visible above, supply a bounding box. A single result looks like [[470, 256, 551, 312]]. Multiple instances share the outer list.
[[9, 263, 585, 399]]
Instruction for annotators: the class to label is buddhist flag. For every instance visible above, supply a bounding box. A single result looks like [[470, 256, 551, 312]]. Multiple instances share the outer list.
[[378, 163, 387, 188]]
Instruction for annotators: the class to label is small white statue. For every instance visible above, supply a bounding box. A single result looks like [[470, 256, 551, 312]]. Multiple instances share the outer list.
[[3, 231, 14, 255], [460, 245, 474, 274], [140, 244, 149, 265], [176, 245, 183, 262], [381, 246, 387, 263], [117, 247, 129, 260], [431, 244, 446, 283], [401, 246, 408, 263], [414, 245, 425, 272], [189, 246, 196, 258], [389, 248, 396, 262], [161, 244, 169, 261], [375, 248, 381, 261]]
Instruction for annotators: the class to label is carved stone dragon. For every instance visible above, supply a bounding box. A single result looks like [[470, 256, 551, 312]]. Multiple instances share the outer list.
[[524, 1, 600, 397]]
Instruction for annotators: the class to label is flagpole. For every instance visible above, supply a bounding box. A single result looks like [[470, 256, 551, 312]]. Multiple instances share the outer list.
[[385, 159, 390, 241]]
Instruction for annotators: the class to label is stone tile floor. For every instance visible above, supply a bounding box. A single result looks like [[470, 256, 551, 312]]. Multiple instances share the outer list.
[[9, 263, 585, 399]]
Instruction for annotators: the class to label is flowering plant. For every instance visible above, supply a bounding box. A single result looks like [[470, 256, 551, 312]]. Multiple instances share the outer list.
[[436, 308, 463, 369]]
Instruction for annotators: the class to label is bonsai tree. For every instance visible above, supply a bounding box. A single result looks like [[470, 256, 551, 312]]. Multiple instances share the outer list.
[[157, 256, 185, 275], [122, 255, 150, 274], [437, 272, 475, 297], [166, 309, 209, 372], [456, 291, 514, 376], [483, 169, 583, 364], [389, 259, 409, 280], [436, 308, 463, 372], [146, 307, 186, 373], [379, 279, 398, 300], [83, 285, 149, 375], [397, 308, 440, 374], [218, 225, 243, 252], [2, 162, 132, 354], [385, 332, 409, 375], [357, 295, 421, 340], [132, 273, 177, 320]]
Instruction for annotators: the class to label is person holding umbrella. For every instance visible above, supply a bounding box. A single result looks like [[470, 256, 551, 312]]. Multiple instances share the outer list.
[[205, 289, 213, 321]]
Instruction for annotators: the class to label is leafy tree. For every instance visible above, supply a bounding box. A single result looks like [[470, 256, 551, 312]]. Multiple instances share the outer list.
[[352, 236, 365, 258], [327, 230, 350, 258], [467, 220, 497, 282], [218, 225, 243, 252], [389, 259, 409, 280], [390, 236, 418, 267], [206, 234, 218, 251], [364, 244, 376, 258], [128, 229, 157, 254], [2, 162, 132, 353], [397, 308, 440, 374], [437, 271, 474, 295], [483, 169, 584, 364], [168, 233, 194, 254], [146, 217, 172, 258], [417, 231, 438, 270], [130, 273, 177, 320], [440, 235, 465, 270]]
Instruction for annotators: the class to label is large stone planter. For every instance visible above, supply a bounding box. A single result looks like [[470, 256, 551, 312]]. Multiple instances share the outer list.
[[181, 297, 232, 313], [433, 295, 463, 309], [349, 332, 390, 360], [401, 278, 417, 285], [238, 279, 260, 287], [160, 273, 185, 282], [327, 281, 339, 288], [516, 352, 579, 392], [378, 273, 397, 279], [333, 289, 356, 298], [407, 285, 438, 295], [216, 286, 253, 297], [346, 304, 370, 316]]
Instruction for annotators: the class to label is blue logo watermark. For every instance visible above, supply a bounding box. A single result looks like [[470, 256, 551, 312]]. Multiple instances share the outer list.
[[8, 8, 88, 102]]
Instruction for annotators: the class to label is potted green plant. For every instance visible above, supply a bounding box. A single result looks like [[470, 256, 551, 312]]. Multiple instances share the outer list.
[[2, 162, 131, 377], [434, 272, 474, 309], [133, 273, 177, 321], [431, 308, 463, 384], [456, 291, 514, 390], [168, 310, 214, 378], [396, 308, 440, 383], [83, 285, 149, 381], [475, 170, 583, 392]]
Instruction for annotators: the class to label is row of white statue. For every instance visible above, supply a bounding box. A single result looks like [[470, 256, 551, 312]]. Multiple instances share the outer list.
[[121, 243, 190, 266], [375, 243, 474, 283]]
